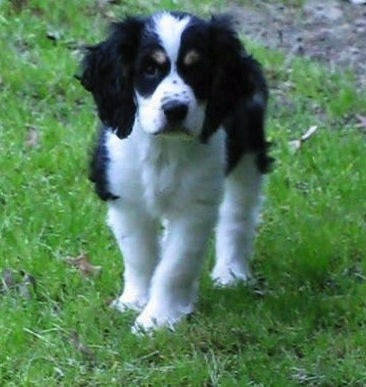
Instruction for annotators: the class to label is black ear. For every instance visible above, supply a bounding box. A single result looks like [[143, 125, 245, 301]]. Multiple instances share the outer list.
[[201, 15, 268, 142], [78, 17, 144, 139]]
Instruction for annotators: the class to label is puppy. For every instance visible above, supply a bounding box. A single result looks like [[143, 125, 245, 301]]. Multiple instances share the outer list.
[[79, 11, 272, 332]]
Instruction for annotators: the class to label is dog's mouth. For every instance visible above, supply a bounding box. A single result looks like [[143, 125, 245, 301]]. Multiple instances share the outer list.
[[154, 124, 194, 139]]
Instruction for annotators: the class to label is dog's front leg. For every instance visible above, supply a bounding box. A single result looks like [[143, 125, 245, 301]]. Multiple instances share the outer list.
[[133, 211, 215, 333], [108, 201, 160, 313]]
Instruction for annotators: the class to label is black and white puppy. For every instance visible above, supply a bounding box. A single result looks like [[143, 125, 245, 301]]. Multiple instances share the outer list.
[[79, 11, 272, 332]]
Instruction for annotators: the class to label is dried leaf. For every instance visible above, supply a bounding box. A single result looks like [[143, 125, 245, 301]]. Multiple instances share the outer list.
[[18, 271, 37, 299], [289, 125, 318, 152], [355, 114, 366, 131], [1, 269, 16, 292], [65, 254, 102, 277], [26, 125, 40, 148], [0, 269, 37, 299], [46, 30, 62, 43]]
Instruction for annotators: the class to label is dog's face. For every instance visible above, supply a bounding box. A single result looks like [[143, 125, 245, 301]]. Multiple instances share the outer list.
[[79, 12, 267, 142], [134, 14, 211, 138]]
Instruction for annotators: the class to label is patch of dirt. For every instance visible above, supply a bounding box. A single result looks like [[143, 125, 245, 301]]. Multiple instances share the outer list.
[[230, 0, 366, 89]]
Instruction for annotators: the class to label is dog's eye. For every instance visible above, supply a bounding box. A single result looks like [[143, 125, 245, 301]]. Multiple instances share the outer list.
[[182, 51, 202, 74], [142, 63, 159, 78], [183, 62, 200, 73]]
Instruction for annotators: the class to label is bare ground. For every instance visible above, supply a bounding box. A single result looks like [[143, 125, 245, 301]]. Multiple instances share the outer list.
[[229, 0, 366, 89]]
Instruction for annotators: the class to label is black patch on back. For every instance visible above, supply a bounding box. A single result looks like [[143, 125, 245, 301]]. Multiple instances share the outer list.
[[89, 127, 119, 201], [224, 96, 273, 175], [188, 14, 274, 174]]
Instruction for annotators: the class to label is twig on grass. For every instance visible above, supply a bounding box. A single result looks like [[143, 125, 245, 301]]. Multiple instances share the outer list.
[[289, 125, 318, 152]]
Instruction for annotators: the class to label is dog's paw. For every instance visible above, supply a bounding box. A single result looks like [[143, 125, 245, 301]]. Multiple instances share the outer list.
[[110, 293, 148, 313], [131, 302, 194, 335], [211, 264, 252, 287]]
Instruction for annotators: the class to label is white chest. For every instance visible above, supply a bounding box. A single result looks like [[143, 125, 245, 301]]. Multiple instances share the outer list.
[[137, 133, 225, 217], [106, 128, 226, 217]]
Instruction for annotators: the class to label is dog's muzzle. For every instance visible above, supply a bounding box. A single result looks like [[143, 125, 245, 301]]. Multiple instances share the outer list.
[[152, 100, 191, 137], [163, 100, 188, 124]]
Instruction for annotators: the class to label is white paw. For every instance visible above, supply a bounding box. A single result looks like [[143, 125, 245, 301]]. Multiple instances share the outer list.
[[211, 264, 252, 287], [131, 302, 194, 335], [110, 293, 148, 313]]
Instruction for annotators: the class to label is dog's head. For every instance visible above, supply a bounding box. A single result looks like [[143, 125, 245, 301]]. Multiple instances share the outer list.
[[79, 12, 267, 142]]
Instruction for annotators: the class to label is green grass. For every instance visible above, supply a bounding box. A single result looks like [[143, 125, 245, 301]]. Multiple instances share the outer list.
[[1, 0, 366, 385]]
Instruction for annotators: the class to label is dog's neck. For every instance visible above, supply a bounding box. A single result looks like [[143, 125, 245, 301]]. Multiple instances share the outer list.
[[132, 123, 200, 165]]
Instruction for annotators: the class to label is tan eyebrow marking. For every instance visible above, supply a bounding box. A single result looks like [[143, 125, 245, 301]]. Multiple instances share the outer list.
[[151, 50, 167, 65], [183, 50, 200, 66]]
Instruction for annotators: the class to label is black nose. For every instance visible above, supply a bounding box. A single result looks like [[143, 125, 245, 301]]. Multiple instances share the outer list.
[[162, 101, 188, 124]]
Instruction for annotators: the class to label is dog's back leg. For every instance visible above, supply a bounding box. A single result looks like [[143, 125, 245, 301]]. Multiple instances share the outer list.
[[212, 153, 264, 286]]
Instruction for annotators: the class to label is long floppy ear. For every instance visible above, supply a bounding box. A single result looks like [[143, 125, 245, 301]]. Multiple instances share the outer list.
[[201, 14, 268, 142], [78, 17, 144, 139]]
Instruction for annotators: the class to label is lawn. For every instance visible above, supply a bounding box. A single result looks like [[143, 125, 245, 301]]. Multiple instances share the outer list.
[[1, 0, 366, 385]]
